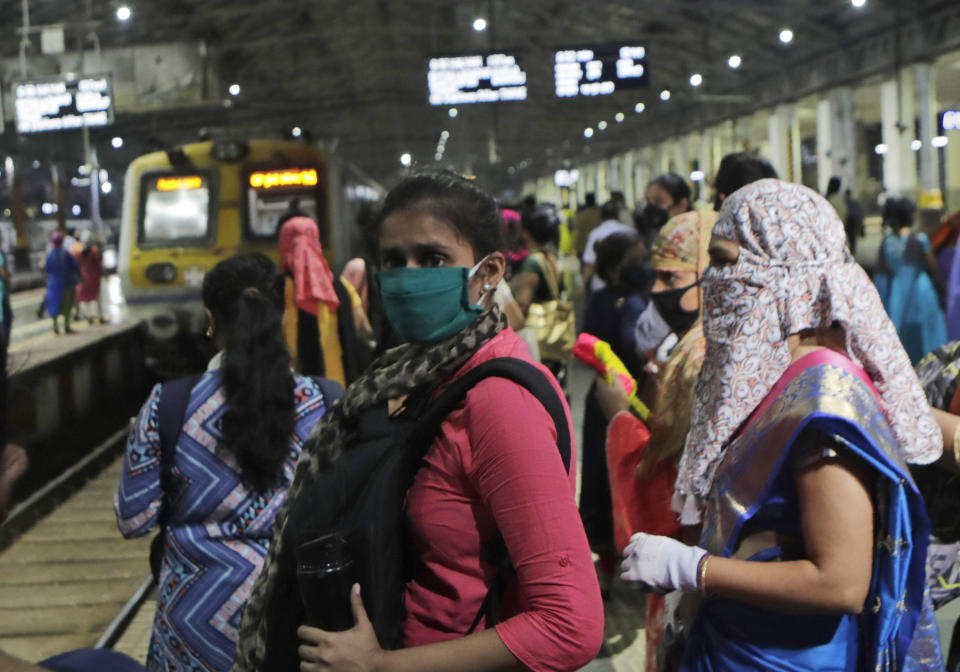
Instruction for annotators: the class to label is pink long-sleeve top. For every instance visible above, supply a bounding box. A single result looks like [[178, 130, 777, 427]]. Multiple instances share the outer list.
[[402, 329, 604, 671]]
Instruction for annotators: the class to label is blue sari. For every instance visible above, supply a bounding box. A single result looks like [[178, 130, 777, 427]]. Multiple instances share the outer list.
[[681, 351, 942, 671]]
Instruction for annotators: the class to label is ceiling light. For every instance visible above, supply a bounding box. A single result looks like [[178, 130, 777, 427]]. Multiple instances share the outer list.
[[584, 127, 594, 138], [728, 54, 742, 69], [690, 170, 705, 182], [911, 140, 922, 151], [932, 136, 949, 148], [473, 18, 487, 31], [659, 89, 671, 101], [634, 102, 645, 113], [435, 153, 444, 161], [400, 153, 412, 166], [874, 143, 888, 155], [72, 205, 82, 216], [448, 108, 458, 118], [101, 181, 113, 194], [851, 0, 866, 7], [291, 126, 302, 137], [689, 73, 703, 87], [441, 130, 450, 139], [779, 28, 794, 44], [615, 112, 625, 123], [116, 5, 131, 21], [228, 83, 240, 96], [597, 121, 608, 130], [111, 136, 123, 148]]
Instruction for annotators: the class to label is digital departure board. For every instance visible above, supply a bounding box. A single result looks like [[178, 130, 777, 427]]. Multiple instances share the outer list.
[[554, 45, 648, 98], [428, 53, 527, 105], [14, 74, 114, 133]]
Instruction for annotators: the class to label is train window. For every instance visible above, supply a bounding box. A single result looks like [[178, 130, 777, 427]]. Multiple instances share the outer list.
[[245, 168, 322, 239], [139, 172, 216, 246]]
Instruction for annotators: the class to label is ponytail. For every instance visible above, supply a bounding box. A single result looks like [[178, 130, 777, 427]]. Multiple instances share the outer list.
[[204, 254, 296, 492]]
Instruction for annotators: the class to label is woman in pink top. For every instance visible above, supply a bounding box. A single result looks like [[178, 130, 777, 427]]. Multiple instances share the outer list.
[[233, 171, 603, 672]]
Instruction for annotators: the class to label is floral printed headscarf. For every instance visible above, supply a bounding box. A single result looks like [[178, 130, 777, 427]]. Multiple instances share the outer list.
[[674, 179, 941, 522], [278, 216, 340, 314]]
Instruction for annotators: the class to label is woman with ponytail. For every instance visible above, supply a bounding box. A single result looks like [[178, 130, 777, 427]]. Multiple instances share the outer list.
[[115, 253, 332, 672]]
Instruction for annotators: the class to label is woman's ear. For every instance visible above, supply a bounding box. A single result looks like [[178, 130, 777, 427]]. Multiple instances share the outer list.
[[479, 252, 507, 290]]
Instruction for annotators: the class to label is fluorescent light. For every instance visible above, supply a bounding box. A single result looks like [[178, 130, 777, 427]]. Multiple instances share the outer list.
[[690, 170, 705, 182], [228, 83, 241, 96], [615, 112, 625, 123], [932, 136, 949, 148], [435, 153, 443, 161], [71, 205, 82, 216], [400, 153, 412, 166], [911, 140, 922, 151], [659, 89, 671, 101], [448, 108, 458, 118], [440, 130, 450, 139], [779, 28, 794, 44], [111, 136, 123, 149], [101, 181, 113, 194], [634, 102, 645, 113], [473, 18, 487, 32], [584, 127, 594, 138], [852, 0, 866, 7], [598, 121, 608, 131], [291, 126, 302, 138], [689, 73, 703, 87], [874, 143, 888, 155], [116, 6, 131, 21], [728, 55, 742, 69]]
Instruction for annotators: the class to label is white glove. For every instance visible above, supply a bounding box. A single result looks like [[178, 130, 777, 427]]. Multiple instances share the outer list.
[[621, 532, 708, 593]]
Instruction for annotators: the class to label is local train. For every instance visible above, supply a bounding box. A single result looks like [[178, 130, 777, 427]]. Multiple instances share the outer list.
[[117, 138, 382, 372]]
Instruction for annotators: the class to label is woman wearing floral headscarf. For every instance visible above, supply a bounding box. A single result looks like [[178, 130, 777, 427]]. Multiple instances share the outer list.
[[279, 216, 363, 387], [620, 180, 943, 670], [595, 209, 715, 672]]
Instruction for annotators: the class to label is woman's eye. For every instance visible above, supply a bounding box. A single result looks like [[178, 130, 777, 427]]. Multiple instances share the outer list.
[[380, 253, 403, 269], [422, 254, 445, 268]]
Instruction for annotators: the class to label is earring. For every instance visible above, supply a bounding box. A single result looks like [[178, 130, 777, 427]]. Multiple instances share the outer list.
[[483, 283, 492, 291], [205, 325, 213, 339]]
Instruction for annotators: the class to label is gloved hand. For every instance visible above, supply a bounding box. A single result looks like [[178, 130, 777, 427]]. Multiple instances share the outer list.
[[621, 532, 708, 593]]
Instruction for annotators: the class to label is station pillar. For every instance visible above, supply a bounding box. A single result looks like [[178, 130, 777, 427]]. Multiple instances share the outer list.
[[697, 131, 713, 205], [880, 71, 917, 199], [767, 104, 802, 183], [817, 87, 857, 197], [914, 63, 941, 196], [622, 151, 636, 209]]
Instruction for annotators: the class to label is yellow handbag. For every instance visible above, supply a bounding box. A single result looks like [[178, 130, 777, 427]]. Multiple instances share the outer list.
[[526, 252, 575, 361]]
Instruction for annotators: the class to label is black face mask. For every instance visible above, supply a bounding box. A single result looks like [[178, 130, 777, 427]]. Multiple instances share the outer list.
[[650, 281, 699, 334], [640, 203, 670, 232]]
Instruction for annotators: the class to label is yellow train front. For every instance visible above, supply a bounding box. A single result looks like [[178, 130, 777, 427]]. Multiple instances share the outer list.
[[118, 139, 337, 372]]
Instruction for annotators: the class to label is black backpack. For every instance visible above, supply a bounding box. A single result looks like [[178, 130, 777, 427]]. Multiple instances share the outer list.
[[255, 357, 571, 670]]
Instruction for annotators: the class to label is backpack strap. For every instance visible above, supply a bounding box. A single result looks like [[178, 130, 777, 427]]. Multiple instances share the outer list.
[[406, 357, 571, 634]]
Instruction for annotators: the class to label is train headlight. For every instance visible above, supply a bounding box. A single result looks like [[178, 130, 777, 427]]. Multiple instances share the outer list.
[[145, 262, 178, 283]]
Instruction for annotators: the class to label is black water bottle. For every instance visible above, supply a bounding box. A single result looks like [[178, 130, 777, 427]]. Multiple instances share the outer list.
[[296, 534, 358, 631]]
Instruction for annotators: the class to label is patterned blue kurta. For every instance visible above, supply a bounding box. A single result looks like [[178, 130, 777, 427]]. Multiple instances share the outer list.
[[115, 365, 328, 671]]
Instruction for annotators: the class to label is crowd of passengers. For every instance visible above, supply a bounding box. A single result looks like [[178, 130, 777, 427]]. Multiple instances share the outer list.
[[5, 151, 960, 672]]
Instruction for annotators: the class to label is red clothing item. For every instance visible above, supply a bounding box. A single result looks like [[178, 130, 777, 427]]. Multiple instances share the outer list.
[[76, 247, 102, 302], [403, 329, 603, 671]]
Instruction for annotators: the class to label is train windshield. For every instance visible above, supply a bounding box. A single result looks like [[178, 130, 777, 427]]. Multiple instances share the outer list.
[[245, 168, 321, 238], [140, 173, 214, 245]]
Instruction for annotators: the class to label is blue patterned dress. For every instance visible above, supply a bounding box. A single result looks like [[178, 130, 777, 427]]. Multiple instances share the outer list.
[[115, 362, 328, 671]]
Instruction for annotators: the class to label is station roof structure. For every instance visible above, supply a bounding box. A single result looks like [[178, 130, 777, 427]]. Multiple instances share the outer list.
[[1, 0, 959, 189]]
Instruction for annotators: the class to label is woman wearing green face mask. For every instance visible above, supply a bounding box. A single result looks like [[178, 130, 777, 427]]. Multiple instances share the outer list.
[[235, 171, 603, 672]]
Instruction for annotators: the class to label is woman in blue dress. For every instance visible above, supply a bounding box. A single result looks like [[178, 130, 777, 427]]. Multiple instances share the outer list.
[[873, 197, 948, 363], [621, 180, 944, 670], [44, 231, 81, 335], [115, 254, 332, 671]]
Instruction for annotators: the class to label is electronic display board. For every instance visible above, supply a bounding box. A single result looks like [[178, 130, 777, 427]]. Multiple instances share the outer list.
[[554, 45, 648, 97], [428, 53, 527, 105], [14, 74, 114, 133], [942, 110, 960, 132]]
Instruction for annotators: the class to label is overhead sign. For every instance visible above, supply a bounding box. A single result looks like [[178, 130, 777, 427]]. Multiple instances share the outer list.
[[249, 169, 318, 190], [156, 176, 204, 192], [428, 53, 527, 105], [14, 74, 114, 133], [942, 110, 960, 132], [554, 44, 648, 97]]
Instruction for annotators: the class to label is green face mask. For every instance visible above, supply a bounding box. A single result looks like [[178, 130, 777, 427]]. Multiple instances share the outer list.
[[377, 260, 487, 344]]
